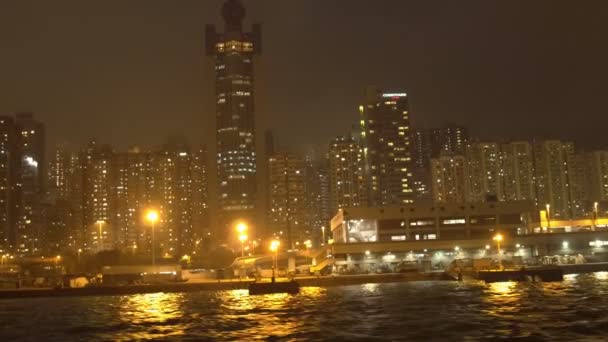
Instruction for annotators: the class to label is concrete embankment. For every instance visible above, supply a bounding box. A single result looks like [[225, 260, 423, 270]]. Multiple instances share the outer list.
[[0, 272, 451, 300]]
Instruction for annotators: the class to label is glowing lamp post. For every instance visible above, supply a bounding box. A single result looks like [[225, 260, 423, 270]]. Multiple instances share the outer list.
[[96, 220, 105, 252], [493, 233, 504, 270], [593, 202, 599, 230], [304, 240, 312, 264], [270, 240, 280, 283], [545, 204, 551, 230], [146, 210, 159, 267], [236, 222, 248, 257], [238, 234, 248, 257]]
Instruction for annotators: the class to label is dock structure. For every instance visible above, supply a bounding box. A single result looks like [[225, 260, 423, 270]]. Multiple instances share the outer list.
[[477, 267, 564, 283]]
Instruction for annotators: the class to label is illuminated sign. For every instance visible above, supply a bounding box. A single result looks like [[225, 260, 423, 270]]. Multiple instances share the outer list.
[[382, 93, 407, 98]]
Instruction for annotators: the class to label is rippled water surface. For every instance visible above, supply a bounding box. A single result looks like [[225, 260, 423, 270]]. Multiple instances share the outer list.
[[3, 273, 608, 341]]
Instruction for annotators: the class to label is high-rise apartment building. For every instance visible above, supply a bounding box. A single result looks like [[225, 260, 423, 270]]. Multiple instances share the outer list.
[[82, 142, 115, 252], [431, 155, 467, 204], [430, 124, 468, 158], [304, 154, 332, 245], [359, 87, 414, 206], [328, 136, 367, 212], [465, 142, 501, 202], [500, 141, 535, 202], [206, 0, 262, 235], [586, 151, 608, 203], [268, 153, 307, 248], [10, 113, 46, 255], [533, 141, 579, 219], [0, 116, 16, 253]]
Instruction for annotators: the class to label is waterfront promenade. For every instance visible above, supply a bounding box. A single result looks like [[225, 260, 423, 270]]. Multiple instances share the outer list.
[[0, 272, 450, 300]]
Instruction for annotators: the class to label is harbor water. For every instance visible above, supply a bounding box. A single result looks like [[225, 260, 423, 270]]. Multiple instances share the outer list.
[[2, 273, 608, 341]]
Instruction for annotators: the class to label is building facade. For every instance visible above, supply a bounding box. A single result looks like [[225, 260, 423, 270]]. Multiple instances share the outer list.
[[359, 87, 414, 206], [206, 0, 262, 236], [431, 154, 467, 204], [267, 153, 307, 248], [328, 136, 367, 213]]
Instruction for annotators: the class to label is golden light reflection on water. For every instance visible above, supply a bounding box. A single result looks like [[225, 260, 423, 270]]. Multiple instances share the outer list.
[[362, 283, 380, 293], [482, 281, 522, 317], [118, 292, 185, 339], [594, 271, 608, 280], [489, 281, 517, 296], [216, 286, 327, 339]]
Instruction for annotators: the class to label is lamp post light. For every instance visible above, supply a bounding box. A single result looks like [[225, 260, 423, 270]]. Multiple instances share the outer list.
[[146, 210, 159, 267], [77, 248, 82, 265], [270, 240, 280, 283], [545, 204, 551, 230], [304, 240, 312, 264], [593, 202, 599, 230], [321, 226, 326, 245], [238, 234, 248, 257], [96, 220, 105, 252], [236, 222, 248, 257], [493, 233, 504, 270]]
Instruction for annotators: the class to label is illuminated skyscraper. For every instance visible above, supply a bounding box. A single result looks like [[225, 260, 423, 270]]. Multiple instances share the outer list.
[[304, 152, 331, 245], [83, 141, 114, 252], [500, 141, 535, 202], [465, 142, 501, 203], [49, 144, 71, 200], [206, 0, 262, 235], [430, 124, 469, 158], [533, 140, 578, 219], [586, 151, 608, 203], [14, 113, 45, 255], [267, 153, 307, 248], [329, 135, 367, 212], [431, 154, 467, 204], [359, 87, 414, 206], [0, 116, 16, 253]]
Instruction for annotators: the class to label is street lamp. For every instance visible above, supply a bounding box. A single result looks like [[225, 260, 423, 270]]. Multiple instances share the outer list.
[[545, 204, 551, 230], [493, 233, 503, 270], [593, 202, 599, 230], [236, 222, 248, 257], [146, 210, 159, 267], [304, 240, 312, 264], [321, 226, 326, 245], [238, 233, 248, 257], [236, 222, 247, 234], [77, 248, 82, 265], [96, 220, 105, 252], [270, 240, 280, 283]]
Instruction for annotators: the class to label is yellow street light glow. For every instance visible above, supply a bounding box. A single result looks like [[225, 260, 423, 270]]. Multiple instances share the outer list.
[[493, 233, 503, 242], [270, 240, 280, 252], [146, 210, 159, 223], [238, 234, 248, 243], [236, 222, 247, 233]]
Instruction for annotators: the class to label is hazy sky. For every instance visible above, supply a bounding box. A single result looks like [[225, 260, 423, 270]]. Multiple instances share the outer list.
[[1, 0, 607, 153]]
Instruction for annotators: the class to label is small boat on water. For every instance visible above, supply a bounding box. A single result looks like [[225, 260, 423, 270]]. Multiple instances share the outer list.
[[248, 280, 300, 295]]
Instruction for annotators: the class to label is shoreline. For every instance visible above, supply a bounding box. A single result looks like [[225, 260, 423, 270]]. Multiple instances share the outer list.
[[0, 272, 451, 300]]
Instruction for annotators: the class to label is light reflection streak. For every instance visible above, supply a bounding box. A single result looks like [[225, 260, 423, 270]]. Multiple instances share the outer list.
[[215, 287, 327, 339], [118, 292, 186, 339], [594, 271, 608, 280]]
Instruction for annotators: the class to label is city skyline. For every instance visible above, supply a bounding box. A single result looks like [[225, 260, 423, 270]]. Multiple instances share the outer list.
[[1, 0, 608, 154]]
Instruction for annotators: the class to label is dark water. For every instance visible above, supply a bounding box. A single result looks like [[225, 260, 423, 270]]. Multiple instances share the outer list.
[[2, 273, 608, 341]]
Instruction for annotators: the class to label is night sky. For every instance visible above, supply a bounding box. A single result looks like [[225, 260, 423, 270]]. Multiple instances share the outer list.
[[1, 0, 607, 153]]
